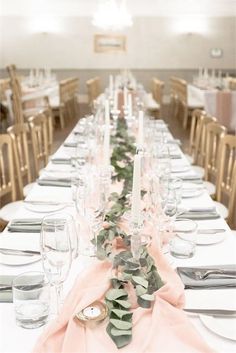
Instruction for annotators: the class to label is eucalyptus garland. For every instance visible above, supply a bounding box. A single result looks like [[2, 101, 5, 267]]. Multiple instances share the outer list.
[[96, 119, 164, 349]]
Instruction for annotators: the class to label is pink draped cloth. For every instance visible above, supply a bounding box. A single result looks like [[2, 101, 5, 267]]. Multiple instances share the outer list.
[[33, 241, 215, 353]]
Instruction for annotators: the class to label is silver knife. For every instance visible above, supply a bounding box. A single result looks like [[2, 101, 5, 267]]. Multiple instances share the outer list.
[[24, 200, 73, 206], [184, 308, 236, 317], [197, 229, 226, 234], [0, 248, 40, 256]]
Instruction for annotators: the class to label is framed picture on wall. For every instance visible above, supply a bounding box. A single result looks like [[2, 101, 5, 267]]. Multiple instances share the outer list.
[[94, 35, 126, 53]]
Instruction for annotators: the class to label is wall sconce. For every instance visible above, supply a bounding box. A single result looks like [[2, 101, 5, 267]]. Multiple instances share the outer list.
[[29, 16, 61, 34]]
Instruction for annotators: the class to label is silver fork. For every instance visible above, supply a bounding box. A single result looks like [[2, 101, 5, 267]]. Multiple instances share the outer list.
[[195, 270, 236, 280]]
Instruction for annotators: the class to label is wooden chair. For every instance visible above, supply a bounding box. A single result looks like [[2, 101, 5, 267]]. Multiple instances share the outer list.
[[0, 134, 16, 202], [173, 77, 204, 129], [228, 78, 236, 90], [7, 123, 32, 199], [28, 113, 49, 177], [169, 77, 179, 119], [204, 122, 227, 182], [228, 163, 236, 228], [86, 77, 102, 108], [214, 135, 236, 223], [151, 78, 164, 118], [6, 64, 50, 125], [0, 134, 24, 221]]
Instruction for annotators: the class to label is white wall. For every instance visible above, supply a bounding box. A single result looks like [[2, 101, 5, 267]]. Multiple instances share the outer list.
[[0, 16, 235, 70]]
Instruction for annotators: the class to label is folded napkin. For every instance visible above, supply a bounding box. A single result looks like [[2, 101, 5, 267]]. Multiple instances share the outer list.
[[37, 178, 71, 187], [33, 242, 214, 353], [0, 275, 13, 302], [51, 158, 71, 165], [8, 219, 42, 233], [167, 139, 181, 145], [177, 211, 220, 220], [63, 142, 77, 148], [181, 176, 203, 183], [177, 265, 236, 289]]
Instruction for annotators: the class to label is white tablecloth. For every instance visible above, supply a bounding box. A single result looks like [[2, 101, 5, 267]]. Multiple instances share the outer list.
[[0, 125, 236, 353]]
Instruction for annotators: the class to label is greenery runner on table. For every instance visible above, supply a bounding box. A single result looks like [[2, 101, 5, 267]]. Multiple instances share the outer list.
[[96, 119, 164, 349]]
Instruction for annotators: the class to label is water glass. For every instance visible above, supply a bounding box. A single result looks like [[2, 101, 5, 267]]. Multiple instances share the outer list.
[[40, 214, 72, 314], [169, 177, 183, 204], [169, 219, 198, 258], [13, 272, 50, 329]]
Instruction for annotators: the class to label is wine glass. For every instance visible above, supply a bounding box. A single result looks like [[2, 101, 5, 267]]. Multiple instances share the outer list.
[[162, 189, 178, 221], [40, 213, 72, 315], [75, 177, 105, 256]]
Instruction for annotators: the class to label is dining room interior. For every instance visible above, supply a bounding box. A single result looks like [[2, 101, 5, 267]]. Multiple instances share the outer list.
[[0, 0, 236, 352]]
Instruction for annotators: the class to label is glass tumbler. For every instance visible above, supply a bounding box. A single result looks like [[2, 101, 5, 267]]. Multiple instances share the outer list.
[[13, 271, 50, 329], [169, 219, 198, 258]]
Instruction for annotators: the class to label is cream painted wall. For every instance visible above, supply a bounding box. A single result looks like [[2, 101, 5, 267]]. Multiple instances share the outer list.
[[0, 16, 235, 69]]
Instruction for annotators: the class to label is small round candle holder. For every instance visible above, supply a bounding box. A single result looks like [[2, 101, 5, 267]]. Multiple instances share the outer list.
[[74, 301, 108, 326]]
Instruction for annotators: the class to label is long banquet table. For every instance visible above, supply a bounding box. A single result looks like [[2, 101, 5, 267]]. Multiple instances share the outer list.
[[0, 117, 236, 353]]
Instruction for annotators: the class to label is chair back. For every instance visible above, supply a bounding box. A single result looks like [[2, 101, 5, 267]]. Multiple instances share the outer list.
[[189, 109, 205, 157], [152, 78, 164, 116], [216, 135, 236, 206], [194, 114, 216, 165], [28, 113, 49, 176], [0, 134, 16, 202], [7, 123, 32, 198], [86, 77, 101, 106], [228, 163, 236, 228], [228, 78, 236, 90], [204, 122, 227, 182]]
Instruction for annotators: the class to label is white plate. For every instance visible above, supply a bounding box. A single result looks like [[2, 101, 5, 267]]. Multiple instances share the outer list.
[[171, 165, 190, 173], [182, 189, 204, 198], [196, 232, 226, 245], [0, 253, 41, 266], [24, 203, 66, 213], [200, 314, 236, 341]]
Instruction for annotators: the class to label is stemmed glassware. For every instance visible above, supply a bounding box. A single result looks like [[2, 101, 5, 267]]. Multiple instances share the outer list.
[[40, 213, 72, 315]]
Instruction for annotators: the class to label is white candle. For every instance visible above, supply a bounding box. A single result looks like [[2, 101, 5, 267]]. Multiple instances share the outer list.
[[128, 93, 132, 117], [103, 125, 110, 167], [113, 89, 118, 110], [109, 75, 114, 95], [138, 110, 144, 147], [105, 99, 110, 126], [124, 86, 128, 107], [83, 306, 101, 319], [131, 154, 141, 225]]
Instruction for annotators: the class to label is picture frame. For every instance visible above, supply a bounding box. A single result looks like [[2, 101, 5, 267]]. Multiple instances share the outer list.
[[94, 35, 126, 53]]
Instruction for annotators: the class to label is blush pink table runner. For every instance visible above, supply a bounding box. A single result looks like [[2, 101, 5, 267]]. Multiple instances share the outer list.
[[33, 240, 215, 353]]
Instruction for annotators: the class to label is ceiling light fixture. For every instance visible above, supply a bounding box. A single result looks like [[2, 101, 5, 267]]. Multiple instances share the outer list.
[[92, 0, 133, 31]]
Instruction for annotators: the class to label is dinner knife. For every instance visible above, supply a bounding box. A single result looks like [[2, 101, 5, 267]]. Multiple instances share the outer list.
[[184, 308, 236, 317], [0, 248, 40, 256], [24, 200, 73, 206], [197, 229, 226, 234]]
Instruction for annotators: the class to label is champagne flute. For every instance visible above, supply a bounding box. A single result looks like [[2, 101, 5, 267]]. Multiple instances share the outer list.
[[40, 213, 72, 315]]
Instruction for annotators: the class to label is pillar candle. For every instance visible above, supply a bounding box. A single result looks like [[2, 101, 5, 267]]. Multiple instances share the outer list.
[[124, 86, 128, 107], [105, 99, 110, 126], [128, 93, 132, 117], [131, 154, 141, 225], [113, 89, 118, 110], [103, 125, 110, 167], [109, 75, 113, 96], [138, 110, 144, 147]]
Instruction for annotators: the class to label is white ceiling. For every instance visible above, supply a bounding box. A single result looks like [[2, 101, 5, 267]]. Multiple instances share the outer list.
[[0, 0, 236, 17]]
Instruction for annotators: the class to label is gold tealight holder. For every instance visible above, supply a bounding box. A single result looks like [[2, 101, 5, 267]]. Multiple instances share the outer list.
[[74, 301, 108, 326]]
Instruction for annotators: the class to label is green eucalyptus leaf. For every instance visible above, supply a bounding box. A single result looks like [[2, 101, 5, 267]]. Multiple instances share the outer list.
[[132, 276, 148, 289], [105, 289, 128, 301], [114, 300, 131, 309], [140, 293, 155, 301], [110, 319, 132, 330], [111, 309, 132, 319], [110, 328, 132, 336], [106, 323, 132, 349], [135, 285, 147, 296]]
